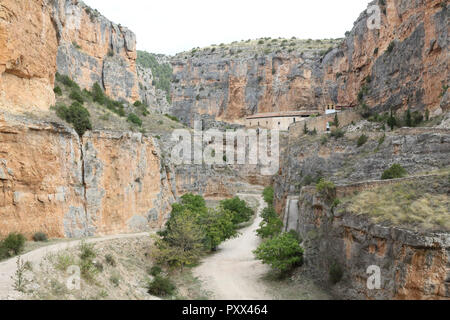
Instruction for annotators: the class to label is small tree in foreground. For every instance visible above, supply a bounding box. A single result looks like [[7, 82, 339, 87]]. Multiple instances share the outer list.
[[262, 186, 274, 206], [253, 233, 304, 273]]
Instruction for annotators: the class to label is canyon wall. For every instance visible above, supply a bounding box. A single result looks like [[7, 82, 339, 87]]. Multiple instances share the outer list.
[[294, 183, 449, 300], [0, 113, 174, 238], [274, 127, 450, 214], [171, 0, 448, 125], [0, 0, 159, 114], [52, 0, 139, 103], [0, 0, 58, 112]]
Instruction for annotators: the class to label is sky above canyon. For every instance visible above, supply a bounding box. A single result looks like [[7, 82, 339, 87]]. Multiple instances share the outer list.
[[83, 0, 370, 55]]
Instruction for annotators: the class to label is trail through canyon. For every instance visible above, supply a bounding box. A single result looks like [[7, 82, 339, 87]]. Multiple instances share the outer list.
[[193, 194, 273, 300]]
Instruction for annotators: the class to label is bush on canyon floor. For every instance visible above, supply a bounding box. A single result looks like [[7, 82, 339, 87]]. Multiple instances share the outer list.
[[253, 232, 304, 273], [220, 197, 254, 225], [154, 194, 248, 268], [55, 102, 92, 136], [381, 164, 407, 180], [152, 210, 206, 269], [0, 233, 26, 259], [32, 232, 48, 242], [257, 205, 283, 239], [263, 186, 274, 206]]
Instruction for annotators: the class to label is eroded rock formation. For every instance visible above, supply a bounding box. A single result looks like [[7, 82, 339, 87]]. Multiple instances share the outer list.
[[171, 0, 448, 125], [0, 113, 174, 238]]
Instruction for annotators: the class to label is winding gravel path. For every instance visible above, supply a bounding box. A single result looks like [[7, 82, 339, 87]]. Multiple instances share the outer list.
[[0, 232, 149, 300], [193, 194, 272, 300]]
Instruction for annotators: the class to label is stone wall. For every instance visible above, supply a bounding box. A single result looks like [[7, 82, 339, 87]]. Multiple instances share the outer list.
[[0, 113, 174, 238], [289, 110, 361, 135], [293, 185, 449, 300]]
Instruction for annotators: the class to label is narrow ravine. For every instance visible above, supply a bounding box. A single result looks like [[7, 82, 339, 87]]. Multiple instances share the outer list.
[[192, 194, 273, 300]]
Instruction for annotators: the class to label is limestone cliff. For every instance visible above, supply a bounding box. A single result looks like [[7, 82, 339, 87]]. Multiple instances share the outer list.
[[0, 0, 58, 112], [0, 113, 174, 238], [0, 0, 148, 113], [170, 0, 448, 125], [292, 179, 449, 300]]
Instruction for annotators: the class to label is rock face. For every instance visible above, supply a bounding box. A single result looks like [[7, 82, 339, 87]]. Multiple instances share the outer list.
[[274, 127, 450, 214], [0, 113, 174, 238], [171, 46, 326, 126], [52, 0, 139, 102], [0, 0, 58, 112], [137, 65, 171, 114], [294, 184, 449, 300], [0, 0, 143, 114], [171, 0, 448, 125]]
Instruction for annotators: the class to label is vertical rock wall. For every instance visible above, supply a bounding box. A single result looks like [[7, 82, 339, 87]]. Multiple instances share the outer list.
[[0, 113, 174, 238]]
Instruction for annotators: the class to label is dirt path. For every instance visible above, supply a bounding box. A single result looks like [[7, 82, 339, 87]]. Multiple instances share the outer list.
[[0, 232, 149, 300], [193, 194, 273, 300]]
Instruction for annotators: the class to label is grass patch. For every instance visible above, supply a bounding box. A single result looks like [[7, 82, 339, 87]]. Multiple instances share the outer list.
[[341, 174, 450, 231]]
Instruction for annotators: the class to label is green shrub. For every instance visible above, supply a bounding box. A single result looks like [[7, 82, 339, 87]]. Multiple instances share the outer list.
[[253, 232, 304, 273], [220, 197, 253, 225], [69, 90, 84, 104], [381, 164, 407, 180], [330, 128, 344, 139], [357, 134, 368, 147], [80, 242, 96, 261], [56, 73, 79, 89], [165, 114, 179, 122], [32, 232, 48, 242], [105, 254, 116, 267], [55, 102, 92, 136], [256, 216, 283, 239], [149, 265, 162, 277], [316, 179, 336, 201], [262, 186, 274, 206], [54, 86, 62, 96], [0, 233, 26, 259], [147, 274, 176, 297], [260, 205, 278, 222], [152, 210, 205, 269], [387, 41, 395, 53], [329, 261, 343, 284], [91, 82, 106, 105], [127, 113, 142, 126]]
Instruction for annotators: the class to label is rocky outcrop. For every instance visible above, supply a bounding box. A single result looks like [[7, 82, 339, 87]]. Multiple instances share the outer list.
[[0, 0, 141, 114], [137, 65, 171, 114], [52, 0, 139, 102], [171, 0, 448, 125], [171, 44, 328, 126], [0, 0, 58, 112], [274, 127, 450, 214], [0, 112, 174, 238], [293, 184, 449, 300]]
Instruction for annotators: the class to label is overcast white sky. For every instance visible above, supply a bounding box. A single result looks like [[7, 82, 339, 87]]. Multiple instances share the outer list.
[[83, 0, 371, 55]]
